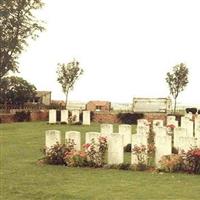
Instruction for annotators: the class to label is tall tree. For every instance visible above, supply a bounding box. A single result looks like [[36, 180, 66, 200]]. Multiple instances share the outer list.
[[0, 76, 37, 108], [166, 63, 189, 114], [0, 0, 45, 79], [57, 59, 84, 108]]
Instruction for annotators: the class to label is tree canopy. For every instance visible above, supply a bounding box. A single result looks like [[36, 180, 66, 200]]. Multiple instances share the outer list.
[[0, 0, 44, 78], [166, 63, 189, 113], [0, 76, 37, 107], [57, 59, 84, 107]]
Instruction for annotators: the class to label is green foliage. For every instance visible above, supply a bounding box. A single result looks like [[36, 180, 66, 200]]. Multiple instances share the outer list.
[[117, 112, 144, 124], [0, 76, 37, 107], [57, 59, 83, 107], [14, 111, 31, 122], [42, 140, 75, 165], [166, 63, 189, 113], [185, 108, 197, 114], [183, 148, 200, 174], [83, 137, 108, 167], [0, 0, 45, 78], [124, 144, 132, 152]]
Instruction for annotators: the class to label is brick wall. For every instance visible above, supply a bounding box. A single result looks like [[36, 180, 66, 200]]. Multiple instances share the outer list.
[[0, 114, 14, 123], [93, 112, 120, 123], [30, 111, 48, 121], [144, 113, 167, 124]]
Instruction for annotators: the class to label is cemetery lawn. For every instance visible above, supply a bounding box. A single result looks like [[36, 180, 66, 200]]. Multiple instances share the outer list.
[[1, 122, 200, 200]]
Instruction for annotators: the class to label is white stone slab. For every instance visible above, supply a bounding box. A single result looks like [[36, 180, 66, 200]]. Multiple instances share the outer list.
[[100, 124, 113, 138], [177, 137, 196, 153], [61, 110, 68, 123], [83, 111, 90, 125], [49, 109, 57, 124], [154, 127, 167, 137], [72, 110, 80, 122], [155, 136, 172, 168], [181, 117, 194, 137], [131, 134, 148, 165], [85, 132, 101, 144], [167, 116, 176, 125], [65, 131, 81, 151], [195, 117, 200, 138], [119, 124, 132, 146], [108, 134, 124, 164], [45, 130, 61, 149], [153, 120, 163, 129]]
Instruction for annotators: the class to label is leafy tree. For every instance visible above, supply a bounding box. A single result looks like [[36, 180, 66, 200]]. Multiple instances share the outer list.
[[0, 76, 37, 108], [57, 59, 84, 108], [0, 0, 44, 79], [166, 63, 189, 114]]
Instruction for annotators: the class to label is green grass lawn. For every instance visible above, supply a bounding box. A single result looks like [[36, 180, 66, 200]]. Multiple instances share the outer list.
[[1, 121, 200, 200]]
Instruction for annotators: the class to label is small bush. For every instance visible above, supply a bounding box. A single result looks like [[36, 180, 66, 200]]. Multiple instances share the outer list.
[[118, 163, 131, 170], [14, 111, 30, 122], [185, 108, 197, 114], [159, 154, 183, 172], [183, 148, 200, 174], [117, 112, 144, 124], [124, 144, 131, 152]]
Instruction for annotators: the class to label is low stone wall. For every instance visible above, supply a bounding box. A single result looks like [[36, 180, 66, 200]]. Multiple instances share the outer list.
[[144, 113, 167, 125], [30, 111, 48, 121]]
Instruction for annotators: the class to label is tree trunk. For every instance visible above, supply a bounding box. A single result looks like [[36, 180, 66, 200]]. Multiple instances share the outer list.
[[65, 91, 69, 109], [173, 97, 177, 114]]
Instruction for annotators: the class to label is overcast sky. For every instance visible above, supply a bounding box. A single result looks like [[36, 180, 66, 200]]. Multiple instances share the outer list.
[[18, 0, 200, 105]]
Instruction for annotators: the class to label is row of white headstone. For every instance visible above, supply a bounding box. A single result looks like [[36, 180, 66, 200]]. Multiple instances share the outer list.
[[48, 109, 90, 125]]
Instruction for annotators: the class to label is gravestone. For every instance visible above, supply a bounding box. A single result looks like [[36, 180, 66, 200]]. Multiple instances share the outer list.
[[45, 130, 61, 150], [153, 120, 163, 129], [154, 127, 167, 137], [49, 109, 57, 124], [136, 119, 150, 135], [108, 134, 124, 164], [131, 134, 148, 165], [195, 117, 200, 138], [65, 131, 81, 151], [61, 110, 68, 123], [85, 132, 101, 144], [72, 110, 80, 123], [83, 111, 91, 125], [174, 127, 187, 150], [167, 116, 176, 125], [118, 124, 132, 147], [100, 124, 113, 138], [181, 117, 193, 137], [155, 135, 172, 167], [177, 137, 196, 153]]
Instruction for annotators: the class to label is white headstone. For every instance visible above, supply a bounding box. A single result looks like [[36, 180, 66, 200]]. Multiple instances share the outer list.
[[49, 109, 57, 124], [45, 130, 61, 149], [72, 110, 80, 122], [185, 112, 193, 120], [119, 124, 132, 146], [167, 116, 176, 125], [108, 134, 124, 164], [136, 119, 150, 135], [181, 117, 194, 137], [83, 111, 91, 125], [177, 137, 196, 153], [65, 131, 81, 151], [195, 117, 200, 138], [154, 127, 167, 137], [131, 134, 148, 165], [153, 120, 163, 129], [155, 136, 172, 168], [100, 124, 113, 138], [174, 127, 187, 150], [85, 132, 101, 144], [61, 110, 68, 123]]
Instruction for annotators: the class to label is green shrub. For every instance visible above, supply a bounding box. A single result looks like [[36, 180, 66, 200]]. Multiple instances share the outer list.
[[183, 148, 200, 174], [14, 111, 30, 122], [124, 144, 131, 152], [117, 112, 144, 124]]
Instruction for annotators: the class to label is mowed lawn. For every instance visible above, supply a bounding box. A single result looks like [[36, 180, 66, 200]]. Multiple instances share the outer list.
[[1, 122, 200, 200]]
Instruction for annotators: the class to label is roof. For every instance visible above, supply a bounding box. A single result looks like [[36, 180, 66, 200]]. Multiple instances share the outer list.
[[36, 91, 51, 97], [87, 101, 110, 106]]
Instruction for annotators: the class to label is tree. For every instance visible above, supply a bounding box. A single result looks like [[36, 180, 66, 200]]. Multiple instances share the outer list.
[[0, 76, 37, 108], [57, 59, 84, 108], [166, 63, 189, 114], [0, 0, 44, 79]]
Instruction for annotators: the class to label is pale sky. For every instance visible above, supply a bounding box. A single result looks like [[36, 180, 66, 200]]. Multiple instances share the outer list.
[[18, 0, 200, 105]]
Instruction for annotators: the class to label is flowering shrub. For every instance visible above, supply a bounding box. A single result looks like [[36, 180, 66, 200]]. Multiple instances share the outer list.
[[83, 136, 107, 167], [159, 154, 183, 172], [64, 150, 88, 167], [42, 142, 73, 165], [182, 148, 200, 174]]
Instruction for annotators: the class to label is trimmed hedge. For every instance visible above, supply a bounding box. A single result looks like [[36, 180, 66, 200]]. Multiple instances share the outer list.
[[117, 112, 144, 124]]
